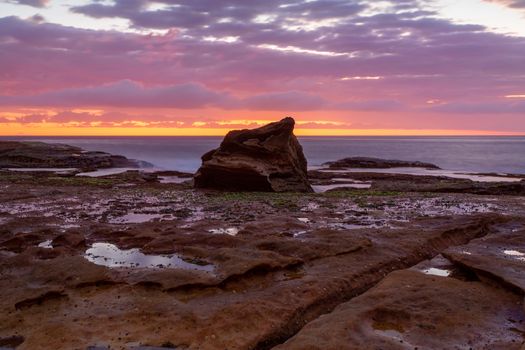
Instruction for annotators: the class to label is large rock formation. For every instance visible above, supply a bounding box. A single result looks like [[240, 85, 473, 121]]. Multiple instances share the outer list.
[[194, 117, 313, 192], [0, 141, 148, 171]]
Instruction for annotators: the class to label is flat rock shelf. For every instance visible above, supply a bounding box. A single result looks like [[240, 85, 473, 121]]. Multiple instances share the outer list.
[[1, 134, 525, 349]]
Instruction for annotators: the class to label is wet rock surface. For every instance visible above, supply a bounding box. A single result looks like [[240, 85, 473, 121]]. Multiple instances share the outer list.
[[0, 141, 147, 170], [194, 117, 312, 192], [444, 229, 525, 292], [1, 168, 525, 349], [277, 269, 525, 350]]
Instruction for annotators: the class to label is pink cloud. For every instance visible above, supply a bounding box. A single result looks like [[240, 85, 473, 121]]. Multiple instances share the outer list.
[[0, 0, 525, 132], [7, 0, 49, 8], [485, 0, 525, 8], [0, 80, 236, 109]]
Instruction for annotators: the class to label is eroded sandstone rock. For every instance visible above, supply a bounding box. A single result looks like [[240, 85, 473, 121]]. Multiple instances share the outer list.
[[277, 269, 525, 350], [194, 117, 313, 192], [2, 170, 525, 349], [444, 229, 525, 292]]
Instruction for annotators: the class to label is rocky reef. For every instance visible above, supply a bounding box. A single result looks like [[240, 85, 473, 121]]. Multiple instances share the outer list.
[[194, 117, 312, 192], [0, 141, 147, 171], [324, 156, 440, 169], [1, 139, 525, 349]]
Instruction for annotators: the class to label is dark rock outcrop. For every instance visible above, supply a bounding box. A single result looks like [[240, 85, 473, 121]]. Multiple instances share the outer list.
[[0, 141, 148, 171], [194, 117, 312, 192], [324, 156, 440, 169]]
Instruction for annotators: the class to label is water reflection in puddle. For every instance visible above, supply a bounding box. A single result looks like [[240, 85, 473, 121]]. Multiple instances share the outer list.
[[504, 250, 525, 256], [422, 268, 451, 277], [328, 222, 384, 230], [76, 168, 138, 177], [208, 227, 239, 236], [293, 231, 307, 238], [504, 250, 525, 261], [159, 176, 191, 184], [318, 167, 522, 183], [84, 243, 214, 271], [312, 182, 371, 193], [7, 168, 77, 174], [37, 240, 53, 249], [108, 213, 173, 224], [373, 329, 407, 344]]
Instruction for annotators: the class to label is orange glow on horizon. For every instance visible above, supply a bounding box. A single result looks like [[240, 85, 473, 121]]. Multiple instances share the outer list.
[[0, 124, 523, 137]]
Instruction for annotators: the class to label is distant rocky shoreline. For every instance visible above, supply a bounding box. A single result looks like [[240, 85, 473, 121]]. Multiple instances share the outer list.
[[323, 156, 440, 169], [0, 141, 151, 172]]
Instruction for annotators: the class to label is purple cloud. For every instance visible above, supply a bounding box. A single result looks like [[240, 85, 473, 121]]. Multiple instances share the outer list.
[[0, 80, 237, 109], [242, 91, 327, 111], [7, 0, 49, 8], [0, 77, 408, 112], [486, 0, 525, 8], [1, 0, 525, 133], [430, 101, 525, 114]]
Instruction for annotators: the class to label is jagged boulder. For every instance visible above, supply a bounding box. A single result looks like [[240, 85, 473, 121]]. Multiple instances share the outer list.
[[194, 117, 312, 192]]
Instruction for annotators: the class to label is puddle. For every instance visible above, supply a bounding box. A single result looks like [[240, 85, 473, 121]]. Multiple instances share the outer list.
[[159, 176, 191, 184], [7, 168, 77, 174], [386, 198, 499, 218], [76, 168, 141, 177], [293, 231, 307, 238], [2, 202, 56, 216], [422, 268, 451, 277], [312, 178, 372, 193], [115, 183, 136, 188], [208, 227, 239, 236], [59, 224, 81, 229], [318, 167, 523, 183], [504, 250, 525, 261], [331, 178, 370, 183], [0, 250, 17, 258], [328, 222, 382, 230], [301, 202, 320, 212], [108, 213, 173, 224], [37, 240, 53, 249], [84, 243, 214, 271], [373, 329, 406, 342], [313, 183, 371, 193], [504, 250, 525, 256]]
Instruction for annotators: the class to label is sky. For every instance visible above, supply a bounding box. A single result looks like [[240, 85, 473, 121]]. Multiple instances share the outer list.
[[0, 0, 524, 136]]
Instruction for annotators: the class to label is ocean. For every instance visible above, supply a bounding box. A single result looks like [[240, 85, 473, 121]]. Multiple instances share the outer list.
[[2, 136, 525, 174]]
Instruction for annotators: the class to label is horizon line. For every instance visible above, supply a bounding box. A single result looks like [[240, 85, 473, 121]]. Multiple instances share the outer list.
[[1, 126, 524, 137], [2, 133, 524, 137]]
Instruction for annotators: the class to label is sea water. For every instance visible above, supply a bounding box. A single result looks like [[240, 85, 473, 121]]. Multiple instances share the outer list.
[[2, 136, 525, 174]]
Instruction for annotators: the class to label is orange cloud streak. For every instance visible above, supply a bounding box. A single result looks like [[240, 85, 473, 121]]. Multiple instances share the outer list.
[[1, 123, 523, 136]]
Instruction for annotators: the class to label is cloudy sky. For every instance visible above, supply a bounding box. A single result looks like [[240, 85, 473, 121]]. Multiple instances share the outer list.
[[0, 0, 524, 135]]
